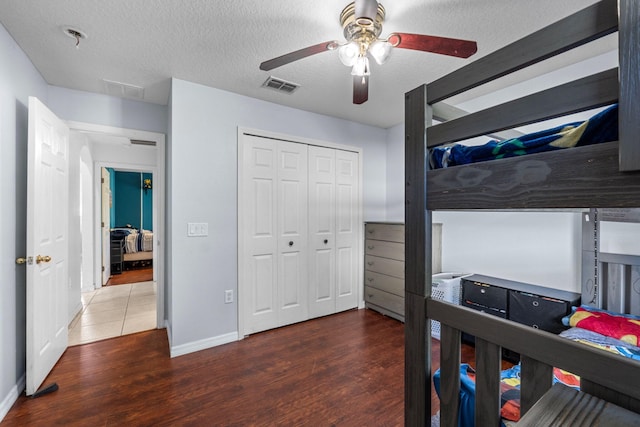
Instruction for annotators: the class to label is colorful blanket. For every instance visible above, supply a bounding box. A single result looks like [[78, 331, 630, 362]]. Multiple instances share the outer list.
[[434, 324, 640, 426], [429, 104, 618, 169]]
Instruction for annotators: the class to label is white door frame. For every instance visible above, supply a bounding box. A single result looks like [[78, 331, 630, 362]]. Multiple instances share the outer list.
[[101, 167, 111, 284], [67, 121, 166, 328], [237, 127, 363, 338]]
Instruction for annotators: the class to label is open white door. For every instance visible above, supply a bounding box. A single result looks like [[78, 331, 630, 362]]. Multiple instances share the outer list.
[[101, 167, 111, 284], [25, 97, 69, 396]]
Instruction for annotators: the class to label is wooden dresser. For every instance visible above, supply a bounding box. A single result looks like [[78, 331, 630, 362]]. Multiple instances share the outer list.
[[364, 222, 441, 322]]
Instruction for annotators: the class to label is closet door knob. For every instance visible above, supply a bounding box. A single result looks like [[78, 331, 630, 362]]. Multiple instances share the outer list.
[[288, 241, 294, 247], [324, 239, 328, 244]]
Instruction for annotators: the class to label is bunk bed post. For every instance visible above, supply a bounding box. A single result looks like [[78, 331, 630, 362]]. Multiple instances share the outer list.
[[405, 84, 432, 426], [618, 0, 640, 172]]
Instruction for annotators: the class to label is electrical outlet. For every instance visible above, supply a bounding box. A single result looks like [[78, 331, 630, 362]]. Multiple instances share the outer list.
[[224, 290, 233, 304]]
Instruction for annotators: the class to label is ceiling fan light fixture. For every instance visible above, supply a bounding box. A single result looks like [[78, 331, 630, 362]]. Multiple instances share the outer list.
[[369, 39, 392, 65], [338, 42, 360, 66], [351, 56, 370, 76]]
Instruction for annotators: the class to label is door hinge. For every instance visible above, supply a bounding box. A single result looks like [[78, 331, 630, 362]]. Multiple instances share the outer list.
[[102, 266, 105, 272], [101, 177, 105, 184], [102, 221, 104, 227]]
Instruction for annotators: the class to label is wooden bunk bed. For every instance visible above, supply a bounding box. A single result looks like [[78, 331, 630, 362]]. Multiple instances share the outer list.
[[404, 0, 640, 425]]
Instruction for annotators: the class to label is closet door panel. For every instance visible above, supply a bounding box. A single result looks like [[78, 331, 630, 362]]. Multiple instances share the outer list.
[[308, 146, 336, 318], [242, 136, 278, 333], [335, 150, 359, 311], [277, 142, 308, 326]]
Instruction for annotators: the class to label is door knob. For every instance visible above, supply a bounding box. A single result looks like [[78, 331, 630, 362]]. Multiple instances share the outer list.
[[288, 241, 294, 247], [16, 257, 27, 265], [36, 255, 52, 264]]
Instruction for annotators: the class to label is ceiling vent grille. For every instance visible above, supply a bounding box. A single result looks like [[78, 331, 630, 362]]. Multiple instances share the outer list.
[[262, 76, 300, 94], [103, 79, 145, 100]]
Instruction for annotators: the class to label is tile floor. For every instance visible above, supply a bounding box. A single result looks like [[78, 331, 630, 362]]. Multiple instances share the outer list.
[[69, 281, 157, 346]]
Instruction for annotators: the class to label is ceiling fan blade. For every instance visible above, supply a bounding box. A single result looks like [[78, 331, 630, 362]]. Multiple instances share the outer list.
[[260, 41, 337, 71], [353, 75, 369, 104], [355, 0, 379, 20], [390, 33, 477, 58]]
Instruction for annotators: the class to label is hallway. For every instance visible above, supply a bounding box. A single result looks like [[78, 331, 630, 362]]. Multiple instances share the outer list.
[[69, 280, 157, 346]]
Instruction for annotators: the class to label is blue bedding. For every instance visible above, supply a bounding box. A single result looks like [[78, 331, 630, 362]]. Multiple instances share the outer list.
[[429, 104, 618, 169]]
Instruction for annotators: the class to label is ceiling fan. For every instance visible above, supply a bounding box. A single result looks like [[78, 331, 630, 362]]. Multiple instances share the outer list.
[[259, 0, 478, 105]]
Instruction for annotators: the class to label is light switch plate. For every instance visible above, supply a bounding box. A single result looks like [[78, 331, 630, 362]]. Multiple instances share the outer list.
[[187, 222, 208, 237]]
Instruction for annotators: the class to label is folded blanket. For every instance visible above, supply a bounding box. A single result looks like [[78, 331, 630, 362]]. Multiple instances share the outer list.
[[430, 104, 618, 169]]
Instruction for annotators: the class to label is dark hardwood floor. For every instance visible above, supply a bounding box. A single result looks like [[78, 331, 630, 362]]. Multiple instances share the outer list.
[[107, 266, 153, 286], [4, 308, 486, 426]]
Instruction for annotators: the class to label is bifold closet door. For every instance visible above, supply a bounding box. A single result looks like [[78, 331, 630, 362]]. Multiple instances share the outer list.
[[308, 146, 359, 318], [241, 135, 308, 334]]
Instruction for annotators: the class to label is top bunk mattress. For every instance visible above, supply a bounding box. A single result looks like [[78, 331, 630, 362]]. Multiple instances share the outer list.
[[429, 104, 618, 169]]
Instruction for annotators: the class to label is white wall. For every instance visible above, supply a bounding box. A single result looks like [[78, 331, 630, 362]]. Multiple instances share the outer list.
[[68, 133, 94, 319], [386, 123, 405, 222], [47, 86, 167, 134], [0, 22, 50, 420], [433, 211, 582, 292], [168, 78, 388, 352], [78, 145, 94, 292]]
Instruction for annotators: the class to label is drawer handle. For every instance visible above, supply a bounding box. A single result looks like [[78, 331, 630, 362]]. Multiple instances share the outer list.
[[367, 245, 374, 250], [532, 324, 539, 329], [368, 229, 374, 234], [367, 261, 374, 266], [324, 239, 328, 244], [289, 241, 294, 247], [532, 301, 539, 307], [367, 277, 374, 282], [368, 294, 374, 298], [480, 289, 486, 294]]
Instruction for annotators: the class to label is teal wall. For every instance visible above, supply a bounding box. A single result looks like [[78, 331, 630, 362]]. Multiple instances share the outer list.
[[113, 171, 153, 231], [108, 167, 116, 228]]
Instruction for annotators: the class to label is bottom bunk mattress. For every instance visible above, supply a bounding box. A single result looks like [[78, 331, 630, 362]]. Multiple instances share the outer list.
[[433, 307, 640, 426]]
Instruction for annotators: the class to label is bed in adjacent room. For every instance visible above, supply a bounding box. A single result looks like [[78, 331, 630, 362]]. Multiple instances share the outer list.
[[111, 227, 153, 269]]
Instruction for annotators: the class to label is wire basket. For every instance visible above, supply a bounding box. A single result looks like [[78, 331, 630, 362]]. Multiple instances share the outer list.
[[430, 273, 466, 340]]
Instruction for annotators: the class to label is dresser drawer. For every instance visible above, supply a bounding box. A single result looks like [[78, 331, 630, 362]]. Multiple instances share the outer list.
[[365, 223, 404, 243], [364, 270, 403, 297], [509, 291, 569, 334], [365, 286, 404, 316], [462, 280, 507, 311], [365, 239, 404, 261], [365, 255, 404, 279]]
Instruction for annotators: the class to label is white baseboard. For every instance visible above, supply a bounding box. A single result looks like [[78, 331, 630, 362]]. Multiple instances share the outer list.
[[0, 374, 25, 423], [170, 331, 238, 358]]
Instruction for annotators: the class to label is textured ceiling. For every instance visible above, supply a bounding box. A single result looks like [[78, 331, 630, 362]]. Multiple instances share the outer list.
[[0, 0, 613, 128]]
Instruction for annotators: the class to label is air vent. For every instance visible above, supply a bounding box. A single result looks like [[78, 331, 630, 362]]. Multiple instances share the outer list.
[[103, 79, 144, 100], [130, 139, 156, 146], [262, 76, 300, 94]]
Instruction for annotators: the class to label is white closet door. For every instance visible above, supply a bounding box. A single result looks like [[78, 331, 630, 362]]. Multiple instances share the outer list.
[[242, 135, 279, 334], [335, 149, 359, 312], [308, 146, 337, 318], [276, 141, 309, 326]]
